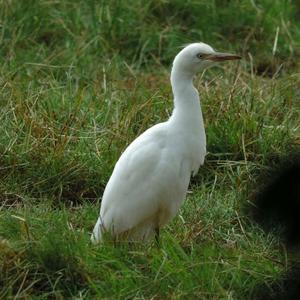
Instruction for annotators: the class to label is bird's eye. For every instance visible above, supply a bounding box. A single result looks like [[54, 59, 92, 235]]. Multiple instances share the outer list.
[[197, 53, 204, 59]]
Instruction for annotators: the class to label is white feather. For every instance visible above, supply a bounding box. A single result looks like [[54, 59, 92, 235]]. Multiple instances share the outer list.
[[91, 42, 240, 243]]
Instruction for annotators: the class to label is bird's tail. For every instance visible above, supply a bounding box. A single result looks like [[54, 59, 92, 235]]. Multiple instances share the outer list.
[[91, 217, 103, 244]]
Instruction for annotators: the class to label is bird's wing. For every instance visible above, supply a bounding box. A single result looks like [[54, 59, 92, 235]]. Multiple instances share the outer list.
[[100, 124, 184, 234]]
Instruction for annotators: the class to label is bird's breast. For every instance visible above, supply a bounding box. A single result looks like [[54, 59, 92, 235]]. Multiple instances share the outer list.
[[169, 129, 206, 176]]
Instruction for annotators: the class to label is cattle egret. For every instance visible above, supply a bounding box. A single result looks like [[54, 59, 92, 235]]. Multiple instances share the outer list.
[[92, 42, 241, 244]]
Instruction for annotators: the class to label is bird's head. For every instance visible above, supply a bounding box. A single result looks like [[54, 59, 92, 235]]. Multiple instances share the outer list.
[[173, 42, 241, 74]]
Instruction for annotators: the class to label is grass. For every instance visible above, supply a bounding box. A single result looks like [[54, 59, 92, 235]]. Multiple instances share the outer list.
[[1, 0, 300, 298]]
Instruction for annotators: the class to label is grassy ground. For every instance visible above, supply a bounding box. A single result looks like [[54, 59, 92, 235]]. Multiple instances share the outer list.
[[1, 0, 300, 298]]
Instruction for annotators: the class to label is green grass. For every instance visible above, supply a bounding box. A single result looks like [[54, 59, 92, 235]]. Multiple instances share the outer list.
[[1, 0, 300, 298]]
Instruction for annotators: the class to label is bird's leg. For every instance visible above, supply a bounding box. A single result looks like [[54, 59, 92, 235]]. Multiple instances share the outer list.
[[155, 227, 160, 246], [113, 236, 117, 247]]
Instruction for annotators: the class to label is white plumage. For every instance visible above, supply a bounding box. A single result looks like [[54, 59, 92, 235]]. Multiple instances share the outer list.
[[92, 42, 240, 243]]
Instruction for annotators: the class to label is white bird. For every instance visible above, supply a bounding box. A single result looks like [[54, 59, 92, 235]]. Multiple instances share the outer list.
[[92, 42, 240, 244]]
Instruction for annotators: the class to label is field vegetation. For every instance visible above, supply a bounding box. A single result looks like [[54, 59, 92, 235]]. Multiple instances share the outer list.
[[0, 0, 300, 298]]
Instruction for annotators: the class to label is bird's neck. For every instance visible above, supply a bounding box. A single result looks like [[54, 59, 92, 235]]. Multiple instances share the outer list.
[[170, 66, 204, 128]]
